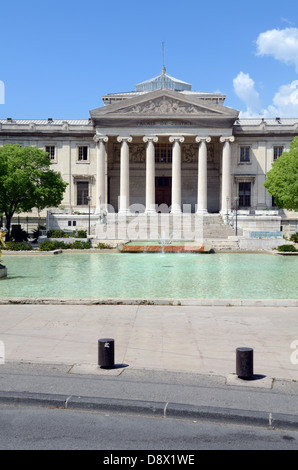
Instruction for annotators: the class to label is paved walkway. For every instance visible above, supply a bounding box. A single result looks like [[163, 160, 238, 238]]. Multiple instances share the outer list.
[[0, 303, 297, 382]]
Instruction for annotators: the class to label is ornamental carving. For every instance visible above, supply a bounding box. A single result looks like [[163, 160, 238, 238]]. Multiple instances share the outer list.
[[122, 97, 209, 115], [113, 142, 215, 163], [113, 143, 145, 163], [182, 144, 197, 162], [182, 144, 215, 163]]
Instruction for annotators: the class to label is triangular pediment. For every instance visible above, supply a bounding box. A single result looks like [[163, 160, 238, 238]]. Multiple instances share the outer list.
[[90, 89, 239, 121]]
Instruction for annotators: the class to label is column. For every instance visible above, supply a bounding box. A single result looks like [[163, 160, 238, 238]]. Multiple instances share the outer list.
[[220, 136, 235, 212], [169, 136, 184, 213], [117, 136, 132, 214], [143, 136, 158, 213], [196, 136, 211, 214], [94, 135, 108, 214]]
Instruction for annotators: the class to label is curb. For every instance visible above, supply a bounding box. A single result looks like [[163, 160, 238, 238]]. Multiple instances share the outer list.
[[0, 297, 297, 307], [0, 391, 298, 431]]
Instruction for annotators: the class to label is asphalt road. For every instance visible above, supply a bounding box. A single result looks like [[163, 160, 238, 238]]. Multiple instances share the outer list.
[[1, 404, 298, 451], [1, 363, 298, 451]]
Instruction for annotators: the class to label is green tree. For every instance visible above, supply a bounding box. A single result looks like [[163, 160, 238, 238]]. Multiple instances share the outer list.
[[0, 144, 68, 236], [264, 137, 298, 211]]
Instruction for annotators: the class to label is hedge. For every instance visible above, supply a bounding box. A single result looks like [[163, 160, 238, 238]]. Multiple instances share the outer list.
[[277, 244, 297, 252], [39, 240, 91, 251]]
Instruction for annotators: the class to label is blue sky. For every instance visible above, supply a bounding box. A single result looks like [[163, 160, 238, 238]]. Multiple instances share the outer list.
[[1, 0, 298, 119]]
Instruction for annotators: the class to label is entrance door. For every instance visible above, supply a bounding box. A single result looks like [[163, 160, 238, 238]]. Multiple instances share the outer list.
[[155, 176, 171, 212], [239, 182, 251, 207]]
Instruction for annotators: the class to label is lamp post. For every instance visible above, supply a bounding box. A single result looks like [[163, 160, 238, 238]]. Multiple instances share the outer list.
[[234, 196, 239, 236], [86, 196, 91, 237]]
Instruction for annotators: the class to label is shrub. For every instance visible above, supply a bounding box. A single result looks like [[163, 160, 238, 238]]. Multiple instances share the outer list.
[[47, 230, 70, 238], [39, 239, 90, 251], [4, 241, 32, 251], [11, 226, 28, 242], [73, 230, 87, 238], [31, 225, 46, 243], [39, 240, 68, 251], [290, 232, 298, 243], [96, 242, 114, 249], [70, 240, 91, 249], [277, 244, 297, 252]]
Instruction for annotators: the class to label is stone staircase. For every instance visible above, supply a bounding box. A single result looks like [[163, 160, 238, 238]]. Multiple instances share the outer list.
[[202, 214, 240, 238], [95, 213, 241, 250], [201, 214, 241, 251]]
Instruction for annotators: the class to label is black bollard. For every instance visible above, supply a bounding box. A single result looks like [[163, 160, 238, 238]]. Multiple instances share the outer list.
[[236, 347, 254, 379], [98, 338, 115, 369]]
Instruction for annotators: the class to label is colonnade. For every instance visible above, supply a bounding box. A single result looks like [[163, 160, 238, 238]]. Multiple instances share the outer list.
[[94, 134, 234, 215]]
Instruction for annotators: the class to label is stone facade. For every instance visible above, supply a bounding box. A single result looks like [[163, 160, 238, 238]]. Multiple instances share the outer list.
[[1, 71, 298, 239]]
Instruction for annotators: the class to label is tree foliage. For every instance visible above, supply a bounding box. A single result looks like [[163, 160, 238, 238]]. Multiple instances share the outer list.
[[264, 137, 298, 211], [0, 144, 68, 235]]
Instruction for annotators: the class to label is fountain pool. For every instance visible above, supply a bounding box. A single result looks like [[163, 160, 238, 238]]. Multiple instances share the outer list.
[[1, 252, 297, 301]]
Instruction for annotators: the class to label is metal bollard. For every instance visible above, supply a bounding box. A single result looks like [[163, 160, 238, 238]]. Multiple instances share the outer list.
[[98, 338, 115, 369], [236, 347, 254, 379]]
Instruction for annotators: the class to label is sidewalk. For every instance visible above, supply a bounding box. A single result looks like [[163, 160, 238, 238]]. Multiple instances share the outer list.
[[1, 303, 298, 429], [0, 303, 297, 380]]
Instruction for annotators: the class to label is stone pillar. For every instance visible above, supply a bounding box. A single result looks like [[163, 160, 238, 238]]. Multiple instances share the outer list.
[[94, 135, 108, 213], [143, 136, 158, 213], [220, 136, 234, 212], [117, 136, 132, 214], [169, 136, 184, 213], [196, 136, 211, 214]]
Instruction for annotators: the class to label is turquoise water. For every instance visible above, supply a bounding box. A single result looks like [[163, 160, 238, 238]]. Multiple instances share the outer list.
[[1, 252, 297, 300]]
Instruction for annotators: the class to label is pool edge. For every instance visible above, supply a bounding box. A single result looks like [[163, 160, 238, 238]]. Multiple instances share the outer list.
[[0, 297, 297, 307]]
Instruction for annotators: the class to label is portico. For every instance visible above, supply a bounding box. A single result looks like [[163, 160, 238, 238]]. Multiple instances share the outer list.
[[93, 131, 235, 215], [91, 87, 239, 216]]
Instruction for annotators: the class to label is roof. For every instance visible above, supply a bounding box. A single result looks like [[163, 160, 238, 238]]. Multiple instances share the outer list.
[[135, 68, 192, 92], [0, 119, 91, 126], [235, 118, 298, 126]]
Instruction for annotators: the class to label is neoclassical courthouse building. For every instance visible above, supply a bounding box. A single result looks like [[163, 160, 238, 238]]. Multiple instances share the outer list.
[[1, 68, 298, 241]]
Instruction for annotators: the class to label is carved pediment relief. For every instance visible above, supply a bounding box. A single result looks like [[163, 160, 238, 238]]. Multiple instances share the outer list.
[[90, 89, 239, 125], [112, 96, 218, 116]]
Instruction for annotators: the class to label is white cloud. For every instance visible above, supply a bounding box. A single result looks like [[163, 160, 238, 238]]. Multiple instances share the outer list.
[[233, 28, 298, 118], [233, 72, 263, 117], [256, 27, 298, 72], [233, 76, 298, 118], [266, 80, 298, 117]]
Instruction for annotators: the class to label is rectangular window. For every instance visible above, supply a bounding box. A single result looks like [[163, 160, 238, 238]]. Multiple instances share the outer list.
[[273, 146, 284, 160], [77, 182, 89, 205], [155, 144, 172, 163], [78, 146, 88, 161], [45, 145, 55, 160], [240, 146, 250, 162], [239, 182, 251, 207]]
